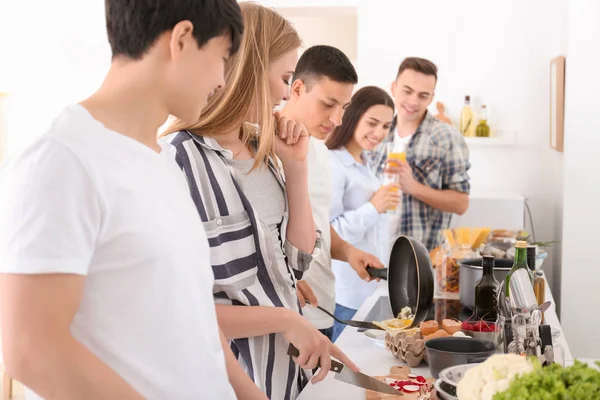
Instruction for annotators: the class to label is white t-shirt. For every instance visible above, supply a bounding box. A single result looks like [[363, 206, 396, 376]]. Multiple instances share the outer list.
[[0, 105, 235, 400], [302, 137, 335, 329]]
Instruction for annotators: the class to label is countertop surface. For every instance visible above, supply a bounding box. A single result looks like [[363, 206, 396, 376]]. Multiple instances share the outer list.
[[297, 276, 573, 400]]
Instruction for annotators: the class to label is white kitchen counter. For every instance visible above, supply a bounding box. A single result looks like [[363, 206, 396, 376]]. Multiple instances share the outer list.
[[297, 277, 573, 400]]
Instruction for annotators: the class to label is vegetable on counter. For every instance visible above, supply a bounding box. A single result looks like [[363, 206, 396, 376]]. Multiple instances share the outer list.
[[493, 360, 600, 400], [456, 354, 535, 400]]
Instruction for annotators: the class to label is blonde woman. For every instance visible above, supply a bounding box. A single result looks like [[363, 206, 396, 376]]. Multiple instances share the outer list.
[[161, 3, 356, 399]]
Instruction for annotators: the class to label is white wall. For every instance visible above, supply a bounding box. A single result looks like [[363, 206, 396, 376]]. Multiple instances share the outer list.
[[356, 0, 569, 302], [0, 1, 110, 153], [560, 0, 600, 359]]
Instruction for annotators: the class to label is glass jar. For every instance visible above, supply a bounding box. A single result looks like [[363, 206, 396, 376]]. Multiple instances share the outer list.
[[435, 244, 475, 299]]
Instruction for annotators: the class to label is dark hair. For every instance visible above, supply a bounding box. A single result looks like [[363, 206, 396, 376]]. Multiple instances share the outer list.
[[105, 0, 244, 60], [292, 45, 358, 88], [396, 57, 438, 81], [326, 86, 394, 150]]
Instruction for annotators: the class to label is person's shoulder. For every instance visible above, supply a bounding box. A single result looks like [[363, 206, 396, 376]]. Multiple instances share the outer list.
[[4, 105, 91, 175]]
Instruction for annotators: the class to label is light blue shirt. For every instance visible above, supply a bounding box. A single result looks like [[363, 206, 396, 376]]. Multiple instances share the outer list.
[[329, 148, 388, 310]]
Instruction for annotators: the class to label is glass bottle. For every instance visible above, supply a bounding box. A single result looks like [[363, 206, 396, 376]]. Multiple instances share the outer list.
[[527, 246, 537, 272], [476, 105, 490, 137], [505, 241, 533, 297], [533, 270, 546, 323], [475, 255, 499, 321], [460, 95, 475, 137]]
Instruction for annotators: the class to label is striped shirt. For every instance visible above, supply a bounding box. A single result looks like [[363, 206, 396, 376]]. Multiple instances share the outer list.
[[162, 130, 320, 400], [367, 112, 471, 250]]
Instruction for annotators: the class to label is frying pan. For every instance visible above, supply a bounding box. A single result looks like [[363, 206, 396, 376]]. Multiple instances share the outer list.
[[366, 235, 434, 328]]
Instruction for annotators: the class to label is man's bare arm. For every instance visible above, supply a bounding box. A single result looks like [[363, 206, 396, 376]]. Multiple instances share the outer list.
[[0, 274, 144, 400]]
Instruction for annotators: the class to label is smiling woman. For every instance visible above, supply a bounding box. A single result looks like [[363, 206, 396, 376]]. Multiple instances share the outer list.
[[325, 86, 397, 341]]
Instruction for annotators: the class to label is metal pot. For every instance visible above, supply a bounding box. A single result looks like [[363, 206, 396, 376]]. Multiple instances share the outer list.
[[459, 258, 513, 309]]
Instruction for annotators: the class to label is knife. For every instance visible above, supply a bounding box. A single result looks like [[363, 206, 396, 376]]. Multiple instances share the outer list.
[[287, 344, 402, 396]]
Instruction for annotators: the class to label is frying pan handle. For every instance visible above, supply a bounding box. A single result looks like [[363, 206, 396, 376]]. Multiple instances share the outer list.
[[366, 267, 388, 280]]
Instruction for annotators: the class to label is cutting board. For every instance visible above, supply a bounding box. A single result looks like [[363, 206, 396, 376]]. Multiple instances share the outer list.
[[366, 366, 435, 400]]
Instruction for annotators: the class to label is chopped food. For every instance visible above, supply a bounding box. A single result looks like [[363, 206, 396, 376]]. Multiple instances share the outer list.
[[420, 320, 439, 336], [462, 319, 496, 333], [374, 318, 414, 332], [384, 378, 430, 394], [403, 384, 419, 392], [373, 306, 415, 332], [456, 354, 535, 400], [494, 360, 600, 400], [442, 318, 462, 334], [398, 306, 414, 320], [408, 373, 417, 379]]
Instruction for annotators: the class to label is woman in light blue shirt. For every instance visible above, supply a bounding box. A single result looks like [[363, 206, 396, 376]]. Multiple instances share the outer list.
[[325, 86, 400, 341]]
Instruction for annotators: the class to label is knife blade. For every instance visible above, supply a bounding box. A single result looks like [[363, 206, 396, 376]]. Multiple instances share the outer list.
[[287, 344, 402, 396]]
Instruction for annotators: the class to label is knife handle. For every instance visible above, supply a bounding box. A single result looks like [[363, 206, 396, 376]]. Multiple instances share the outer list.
[[287, 344, 344, 373]]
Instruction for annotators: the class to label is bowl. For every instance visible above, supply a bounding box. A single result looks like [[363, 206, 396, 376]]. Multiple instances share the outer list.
[[434, 378, 458, 400], [438, 364, 477, 387], [462, 329, 500, 347], [425, 337, 496, 378]]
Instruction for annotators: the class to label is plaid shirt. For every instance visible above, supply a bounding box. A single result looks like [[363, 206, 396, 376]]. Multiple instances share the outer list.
[[367, 111, 471, 250]]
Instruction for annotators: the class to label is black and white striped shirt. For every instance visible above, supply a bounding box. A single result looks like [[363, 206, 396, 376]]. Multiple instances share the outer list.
[[163, 130, 320, 400]]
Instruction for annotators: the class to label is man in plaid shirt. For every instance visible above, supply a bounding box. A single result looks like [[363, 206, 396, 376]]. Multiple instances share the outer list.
[[368, 57, 471, 250]]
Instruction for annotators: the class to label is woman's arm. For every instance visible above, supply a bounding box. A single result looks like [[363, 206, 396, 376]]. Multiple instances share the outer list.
[[329, 155, 380, 244]]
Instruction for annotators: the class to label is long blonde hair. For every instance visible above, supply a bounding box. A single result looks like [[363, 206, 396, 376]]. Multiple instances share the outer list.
[[162, 2, 301, 169]]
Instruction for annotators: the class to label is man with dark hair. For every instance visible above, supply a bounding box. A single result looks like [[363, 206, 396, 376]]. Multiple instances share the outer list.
[[281, 45, 384, 341], [368, 57, 471, 251], [0, 1, 266, 399]]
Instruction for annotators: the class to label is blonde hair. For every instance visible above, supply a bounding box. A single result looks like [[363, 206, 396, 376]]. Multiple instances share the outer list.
[[162, 2, 301, 169]]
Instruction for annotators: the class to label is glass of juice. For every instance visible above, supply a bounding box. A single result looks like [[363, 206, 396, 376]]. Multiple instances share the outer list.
[[384, 142, 405, 214], [387, 142, 407, 166]]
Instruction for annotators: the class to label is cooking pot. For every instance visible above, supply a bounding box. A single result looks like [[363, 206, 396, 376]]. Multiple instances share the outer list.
[[459, 258, 513, 309], [366, 235, 434, 328]]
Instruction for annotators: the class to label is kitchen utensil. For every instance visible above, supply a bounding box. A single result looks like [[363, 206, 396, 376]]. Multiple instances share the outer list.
[[366, 235, 434, 328], [438, 364, 477, 387], [424, 337, 496, 378], [459, 258, 513, 308], [306, 301, 383, 330], [287, 345, 402, 396], [433, 379, 458, 400], [508, 268, 538, 314], [538, 301, 551, 313]]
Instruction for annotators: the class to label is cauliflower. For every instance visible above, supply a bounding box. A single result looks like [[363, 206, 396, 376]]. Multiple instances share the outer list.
[[456, 354, 536, 400]]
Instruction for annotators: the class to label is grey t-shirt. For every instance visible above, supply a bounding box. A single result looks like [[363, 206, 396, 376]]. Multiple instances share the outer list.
[[227, 158, 287, 271]]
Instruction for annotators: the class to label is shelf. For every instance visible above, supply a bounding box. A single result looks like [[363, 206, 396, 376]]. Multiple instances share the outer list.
[[464, 130, 517, 146]]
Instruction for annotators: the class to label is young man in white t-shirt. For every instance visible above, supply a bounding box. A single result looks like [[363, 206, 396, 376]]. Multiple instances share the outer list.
[[281, 46, 385, 340], [0, 1, 267, 399]]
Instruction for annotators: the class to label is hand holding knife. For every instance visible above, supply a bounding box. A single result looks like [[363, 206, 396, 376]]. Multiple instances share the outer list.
[[287, 344, 402, 396]]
